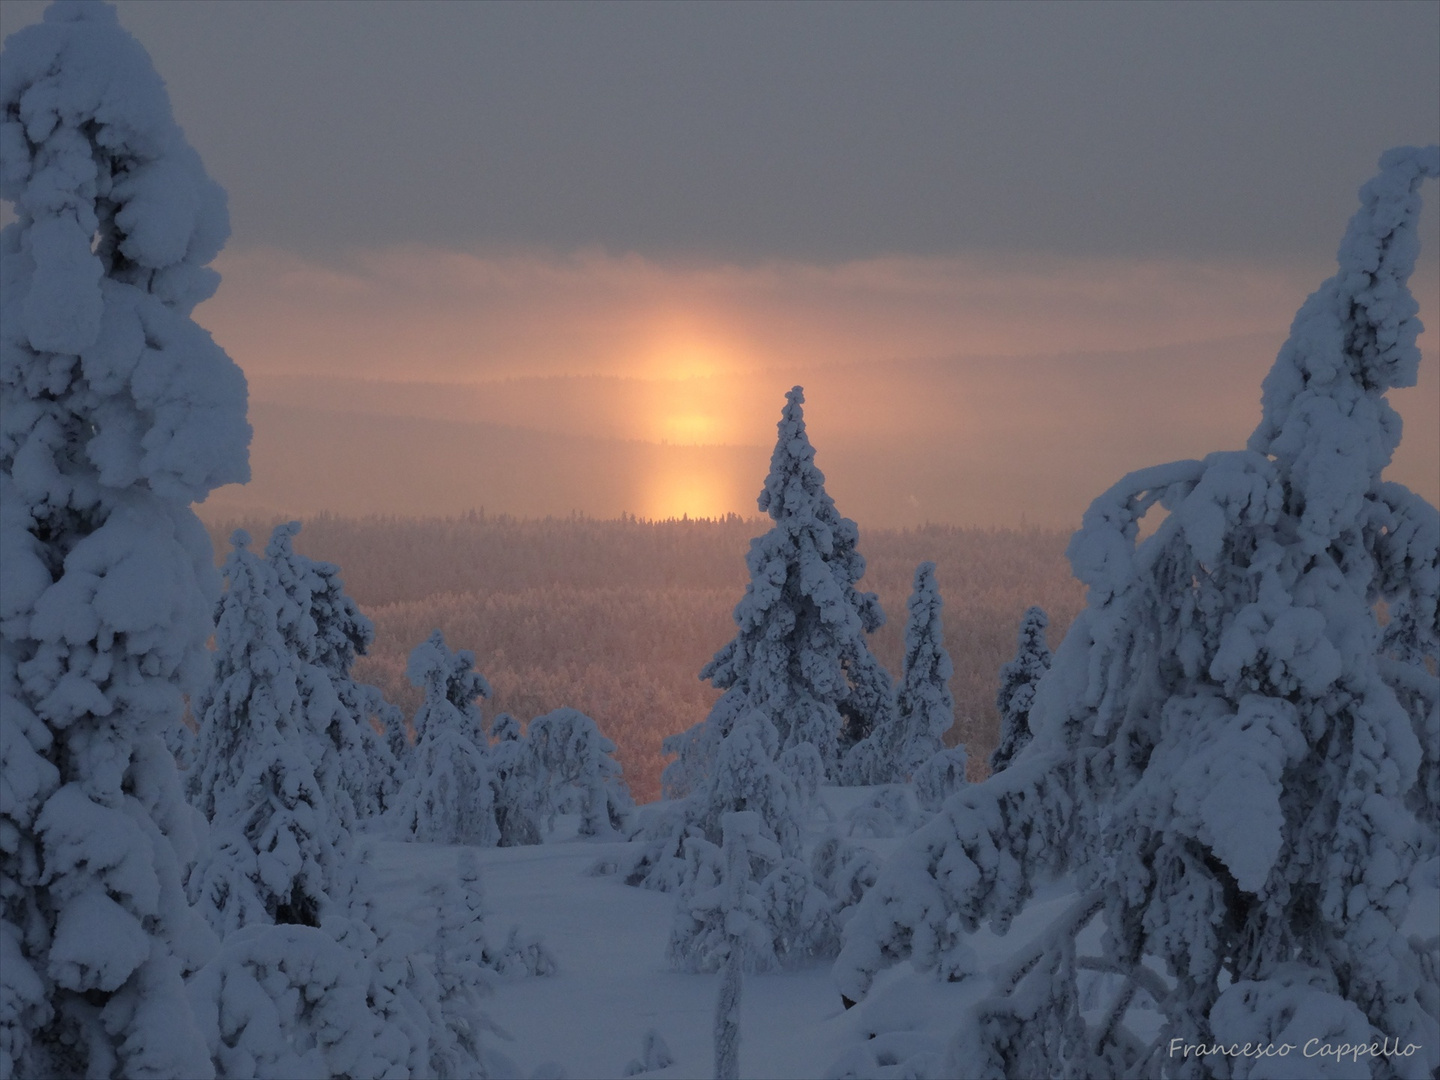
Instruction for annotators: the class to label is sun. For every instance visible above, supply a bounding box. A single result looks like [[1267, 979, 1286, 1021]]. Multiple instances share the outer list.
[[635, 319, 744, 445]]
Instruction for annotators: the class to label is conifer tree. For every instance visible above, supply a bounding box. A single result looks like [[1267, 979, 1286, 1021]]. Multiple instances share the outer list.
[[381, 700, 411, 803], [424, 851, 531, 1079], [988, 605, 1051, 775], [834, 148, 1440, 1079], [527, 707, 633, 838], [695, 386, 891, 779], [490, 712, 543, 846], [849, 561, 956, 783], [665, 711, 833, 971], [187, 532, 352, 935], [0, 4, 247, 1074], [188, 560, 485, 1077], [264, 521, 400, 822], [394, 630, 498, 846]]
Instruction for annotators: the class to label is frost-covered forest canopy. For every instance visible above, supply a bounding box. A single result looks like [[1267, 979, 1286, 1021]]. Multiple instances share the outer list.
[[2, 3, 1438, 1080], [193, 513, 1083, 802]]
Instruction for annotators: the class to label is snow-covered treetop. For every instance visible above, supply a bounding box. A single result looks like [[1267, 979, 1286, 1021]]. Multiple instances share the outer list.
[[989, 605, 1050, 775], [889, 560, 955, 777], [1, 0, 249, 504], [901, 562, 952, 696], [264, 521, 321, 659], [757, 386, 881, 630], [407, 629, 490, 734], [995, 606, 1049, 721], [699, 387, 887, 772], [757, 386, 827, 524], [308, 557, 375, 674], [1250, 145, 1440, 554], [1066, 150, 1440, 605], [2, 0, 229, 310]]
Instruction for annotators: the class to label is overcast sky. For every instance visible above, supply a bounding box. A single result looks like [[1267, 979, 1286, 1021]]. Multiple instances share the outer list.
[[3, 0, 1437, 525], [4, 0, 1437, 262]]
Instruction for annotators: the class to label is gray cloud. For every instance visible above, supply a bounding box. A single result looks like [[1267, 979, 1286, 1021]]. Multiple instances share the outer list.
[[4, 0, 1437, 262]]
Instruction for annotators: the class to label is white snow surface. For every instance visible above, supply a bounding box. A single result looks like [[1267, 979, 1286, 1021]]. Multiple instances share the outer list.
[[361, 788, 920, 1079]]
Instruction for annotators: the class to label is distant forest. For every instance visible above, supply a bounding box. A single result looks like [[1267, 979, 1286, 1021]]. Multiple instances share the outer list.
[[200, 512, 1085, 801]]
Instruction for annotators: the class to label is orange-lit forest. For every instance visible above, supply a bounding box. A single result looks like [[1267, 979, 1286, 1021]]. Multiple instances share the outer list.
[[200, 513, 1084, 802]]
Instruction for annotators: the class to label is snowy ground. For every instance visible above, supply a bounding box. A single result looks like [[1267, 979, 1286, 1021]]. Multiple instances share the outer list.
[[363, 790, 928, 1079], [367, 833, 839, 1078]]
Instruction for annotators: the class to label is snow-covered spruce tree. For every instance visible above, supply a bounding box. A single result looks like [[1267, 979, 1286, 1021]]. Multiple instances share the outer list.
[[431, 849, 554, 988], [669, 801, 784, 976], [190, 845, 509, 1080], [666, 710, 834, 971], [187, 531, 352, 936], [265, 521, 401, 823], [988, 605, 1052, 775], [849, 561, 957, 784], [382, 698, 411, 798], [0, 4, 249, 1075], [489, 712, 543, 846], [425, 868, 497, 1080], [686, 385, 892, 782], [833, 148, 1440, 1079], [527, 706, 633, 838], [394, 629, 499, 846]]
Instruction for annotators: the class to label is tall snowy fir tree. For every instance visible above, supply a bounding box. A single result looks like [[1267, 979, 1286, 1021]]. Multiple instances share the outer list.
[[186, 531, 352, 936], [834, 148, 1440, 1079], [674, 386, 892, 784], [394, 630, 498, 846], [634, 388, 885, 968], [0, 4, 249, 1076], [988, 605, 1052, 775]]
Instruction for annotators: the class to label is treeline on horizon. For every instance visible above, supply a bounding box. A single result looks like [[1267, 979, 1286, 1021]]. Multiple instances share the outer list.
[[199, 511, 1086, 801]]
